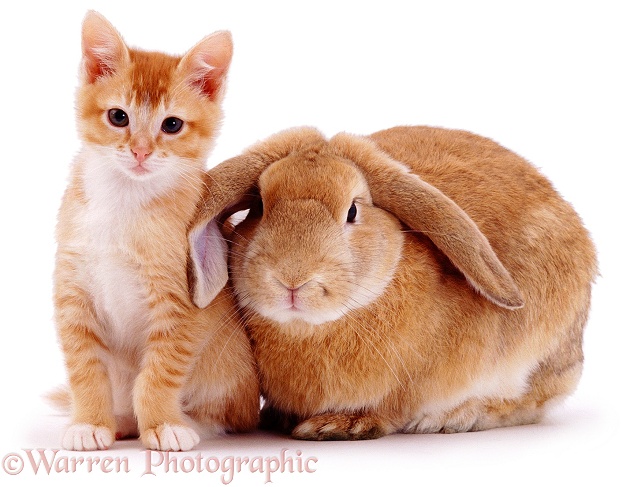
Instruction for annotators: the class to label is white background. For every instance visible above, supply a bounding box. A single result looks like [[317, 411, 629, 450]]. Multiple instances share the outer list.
[[0, 1, 627, 486]]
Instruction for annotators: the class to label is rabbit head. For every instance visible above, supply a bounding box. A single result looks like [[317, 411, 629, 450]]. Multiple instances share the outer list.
[[190, 127, 523, 327]]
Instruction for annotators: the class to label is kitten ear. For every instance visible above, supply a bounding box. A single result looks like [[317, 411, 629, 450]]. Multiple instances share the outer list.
[[178, 31, 233, 102], [81, 11, 129, 84], [188, 217, 229, 308]]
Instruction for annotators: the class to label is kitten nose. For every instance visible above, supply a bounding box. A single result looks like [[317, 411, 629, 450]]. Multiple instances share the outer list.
[[131, 147, 152, 163]]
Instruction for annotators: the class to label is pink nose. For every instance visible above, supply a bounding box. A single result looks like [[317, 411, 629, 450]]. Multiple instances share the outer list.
[[131, 147, 152, 163]]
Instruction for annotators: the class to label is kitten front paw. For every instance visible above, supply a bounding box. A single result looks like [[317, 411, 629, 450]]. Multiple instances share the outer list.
[[141, 423, 200, 451], [62, 423, 115, 451]]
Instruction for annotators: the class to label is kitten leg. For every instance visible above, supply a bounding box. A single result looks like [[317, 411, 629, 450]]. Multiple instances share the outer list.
[[134, 329, 201, 451], [54, 266, 116, 450], [133, 306, 205, 451]]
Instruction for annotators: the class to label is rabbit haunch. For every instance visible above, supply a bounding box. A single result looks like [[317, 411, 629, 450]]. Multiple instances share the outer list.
[[53, 12, 260, 452], [190, 126, 597, 440]]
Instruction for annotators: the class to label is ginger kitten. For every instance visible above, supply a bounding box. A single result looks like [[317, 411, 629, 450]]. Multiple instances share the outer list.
[[53, 11, 259, 451]]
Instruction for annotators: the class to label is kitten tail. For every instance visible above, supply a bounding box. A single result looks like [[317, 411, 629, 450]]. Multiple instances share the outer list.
[[44, 385, 72, 413]]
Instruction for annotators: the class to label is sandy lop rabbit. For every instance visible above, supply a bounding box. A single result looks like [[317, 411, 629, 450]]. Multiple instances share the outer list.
[[190, 126, 597, 440]]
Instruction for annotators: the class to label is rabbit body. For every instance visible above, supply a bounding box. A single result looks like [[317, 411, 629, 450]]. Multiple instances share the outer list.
[[204, 126, 596, 439]]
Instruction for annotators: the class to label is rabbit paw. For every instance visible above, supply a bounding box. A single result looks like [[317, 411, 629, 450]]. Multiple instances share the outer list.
[[62, 423, 115, 451], [292, 413, 387, 441], [141, 423, 200, 451]]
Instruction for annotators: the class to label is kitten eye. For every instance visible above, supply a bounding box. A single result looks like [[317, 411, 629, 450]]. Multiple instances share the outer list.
[[161, 117, 184, 134], [108, 109, 129, 127], [347, 202, 357, 223]]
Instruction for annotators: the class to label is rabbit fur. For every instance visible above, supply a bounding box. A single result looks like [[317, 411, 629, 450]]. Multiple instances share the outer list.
[[190, 125, 597, 440]]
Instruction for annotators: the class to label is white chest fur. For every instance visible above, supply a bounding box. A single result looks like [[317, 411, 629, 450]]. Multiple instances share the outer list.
[[74, 151, 172, 355], [79, 202, 151, 355]]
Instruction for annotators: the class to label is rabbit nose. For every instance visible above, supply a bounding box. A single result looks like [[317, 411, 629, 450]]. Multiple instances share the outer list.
[[275, 276, 312, 293], [275, 278, 312, 308], [276, 275, 313, 298], [287, 287, 301, 306]]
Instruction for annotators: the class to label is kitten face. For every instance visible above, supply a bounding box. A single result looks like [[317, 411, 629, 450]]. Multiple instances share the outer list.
[[77, 51, 221, 182], [76, 13, 232, 187]]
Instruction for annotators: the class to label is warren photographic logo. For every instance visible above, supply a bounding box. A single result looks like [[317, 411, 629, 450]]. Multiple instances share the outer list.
[[2, 448, 317, 484]]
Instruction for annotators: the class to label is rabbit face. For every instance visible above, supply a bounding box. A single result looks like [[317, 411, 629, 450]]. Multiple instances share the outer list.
[[230, 153, 404, 328]]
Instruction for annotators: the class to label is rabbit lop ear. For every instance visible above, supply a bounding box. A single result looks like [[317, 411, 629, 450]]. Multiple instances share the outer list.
[[188, 127, 327, 308], [329, 133, 525, 310], [188, 217, 228, 308]]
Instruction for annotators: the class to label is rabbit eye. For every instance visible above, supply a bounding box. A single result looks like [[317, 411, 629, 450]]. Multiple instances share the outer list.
[[249, 199, 264, 218], [108, 109, 129, 127], [347, 202, 357, 223], [162, 117, 184, 134]]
